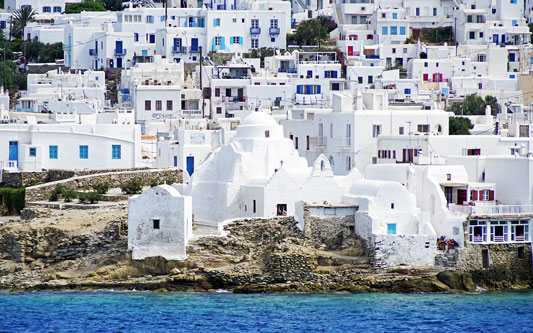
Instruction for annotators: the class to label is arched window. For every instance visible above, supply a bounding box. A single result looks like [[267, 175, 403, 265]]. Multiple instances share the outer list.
[[320, 160, 325, 171]]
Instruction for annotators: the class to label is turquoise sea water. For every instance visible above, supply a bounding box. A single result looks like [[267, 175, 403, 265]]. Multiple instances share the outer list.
[[0, 290, 532, 332]]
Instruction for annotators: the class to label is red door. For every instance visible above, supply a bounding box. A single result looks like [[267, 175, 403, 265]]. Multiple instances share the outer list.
[[348, 46, 353, 56], [423, 74, 429, 81]]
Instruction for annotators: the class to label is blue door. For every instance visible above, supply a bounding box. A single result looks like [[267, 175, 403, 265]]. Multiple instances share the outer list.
[[8, 141, 18, 161], [501, 34, 506, 44], [186, 156, 194, 176], [173, 156, 178, 167], [117, 57, 122, 68], [493, 34, 498, 44], [115, 40, 123, 53], [191, 38, 198, 52]]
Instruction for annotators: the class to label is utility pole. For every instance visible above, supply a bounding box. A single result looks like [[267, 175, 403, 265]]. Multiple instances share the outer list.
[[200, 46, 206, 119], [164, 0, 168, 27]]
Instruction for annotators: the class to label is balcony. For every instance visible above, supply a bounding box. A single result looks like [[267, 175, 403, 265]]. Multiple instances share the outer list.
[[309, 136, 327, 147], [449, 204, 533, 216], [89, 48, 97, 56], [278, 67, 297, 73], [222, 96, 245, 103], [365, 54, 380, 59], [114, 49, 127, 56], [250, 27, 261, 34], [172, 46, 186, 53], [269, 27, 280, 35]]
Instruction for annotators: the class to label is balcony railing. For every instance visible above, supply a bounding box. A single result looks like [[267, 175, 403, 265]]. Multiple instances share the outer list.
[[222, 96, 245, 103], [329, 137, 352, 147], [309, 136, 326, 147], [269, 27, 280, 35], [172, 46, 186, 53], [89, 48, 97, 56], [114, 49, 127, 56], [449, 204, 533, 216], [365, 54, 379, 59], [250, 27, 261, 34], [278, 67, 297, 73]]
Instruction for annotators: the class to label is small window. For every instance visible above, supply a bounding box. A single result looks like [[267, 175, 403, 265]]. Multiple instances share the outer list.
[[166, 100, 173, 111], [253, 200, 256, 213], [79, 145, 89, 159], [156, 100, 162, 111], [277, 204, 287, 216], [390, 203, 394, 209], [265, 130, 270, 138], [387, 223, 397, 235], [145, 100, 151, 111], [29, 147, 36, 157], [112, 145, 121, 159], [446, 174, 452, 181], [153, 219, 160, 229], [49, 145, 58, 159]]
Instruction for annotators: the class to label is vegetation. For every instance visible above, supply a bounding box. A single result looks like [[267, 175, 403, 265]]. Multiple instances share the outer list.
[[121, 178, 143, 194], [100, 0, 122, 11], [65, 0, 106, 14], [48, 184, 66, 201], [449, 117, 474, 135], [24, 41, 63, 63], [404, 38, 416, 44], [91, 181, 110, 195], [451, 94, 500, 116], [11, 7, 37, 39], [0, 187, 25, 214], [287, 18, 328, 46], [78, 191, 103, 204], [420, 27, 453, 45], [244, 47, 275, 68], [60, 186, 77, 202]]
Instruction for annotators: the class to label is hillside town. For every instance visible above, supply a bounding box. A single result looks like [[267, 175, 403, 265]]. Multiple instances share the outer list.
[[0, 0, 532, 292]]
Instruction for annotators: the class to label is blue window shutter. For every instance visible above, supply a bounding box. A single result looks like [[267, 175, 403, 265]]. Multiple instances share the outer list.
[[230, 37, 234, 44], [400, 27, 406, 35], [332, 71, 337, 78], [382, 26, 388, 35], [317, 85, 321, 94], [212, 37, 216, 51], [239, 37, 243, 44], [213, 18, 216, 26], [220, 37, 225, 50]]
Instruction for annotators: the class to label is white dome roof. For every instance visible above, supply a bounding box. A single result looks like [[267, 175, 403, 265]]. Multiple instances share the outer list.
[[240, 112, 278, 127]]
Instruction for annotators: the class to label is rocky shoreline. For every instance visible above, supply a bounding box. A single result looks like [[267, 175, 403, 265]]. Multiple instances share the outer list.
[[0, 207, 531, 293]]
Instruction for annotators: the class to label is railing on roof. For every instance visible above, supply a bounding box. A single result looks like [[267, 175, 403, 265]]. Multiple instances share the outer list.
[[449, 204, 533, 216]]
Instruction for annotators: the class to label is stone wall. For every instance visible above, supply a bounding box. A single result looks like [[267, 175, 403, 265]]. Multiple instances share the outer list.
[[371, 234, 437, 268], [1, 172, 48, 188], [455, 243, 533, 289], [25, 168, 182, 202]]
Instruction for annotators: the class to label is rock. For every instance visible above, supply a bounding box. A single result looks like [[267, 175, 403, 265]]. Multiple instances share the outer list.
[[437, 270, 475, 291]]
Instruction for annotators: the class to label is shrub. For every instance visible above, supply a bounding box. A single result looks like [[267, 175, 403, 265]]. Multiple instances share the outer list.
[[121, 177, 143, 194], [60, 186, 77, 202], [165, 177, 177, 185], [0, 187, 25, 214], [87, 191, 103, 204], [77, 192, 88, 204], [49, 184, 66, 202], [149, 178, 160, 187], [91, 181, 110, 195]]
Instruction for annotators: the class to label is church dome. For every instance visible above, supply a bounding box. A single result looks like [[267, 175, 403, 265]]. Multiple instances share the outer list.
[[235, 112, 283, 139]]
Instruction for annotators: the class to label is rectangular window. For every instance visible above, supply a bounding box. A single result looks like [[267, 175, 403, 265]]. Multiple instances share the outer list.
[[153, 219, 160, 229], [145, 100, 151, 111], [166, 100, 173, 111], [417, 124, 430, 133], [373, 125, 382, 137], [251, 38, 259, 49], [213, 18, 220, 26], [251, 19, 259, 28], [433, 8, 437, 16], [270, 19, 278, 28], [390, 26, 397, 35], [382, 26, 388, 35], [346, 156, 351, 171], [392, 13, 397, 19], [29, 147, 36, 157], [146, 15, 154, 24], [134, 33, 139, 42], [387, 223, 397, 235], [79, 145, 88, 159], [156, 100, 162, 111], [49, 145, 58, 159], [53, 6, 61, 12], [112, 145, 121, 159], [415, 8, 420, 16], [400, 26, 406, 35], [368, 76, 373, 84]]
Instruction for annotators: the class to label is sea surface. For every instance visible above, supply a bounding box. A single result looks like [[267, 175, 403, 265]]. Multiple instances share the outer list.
[[0, 290, 532, 332]]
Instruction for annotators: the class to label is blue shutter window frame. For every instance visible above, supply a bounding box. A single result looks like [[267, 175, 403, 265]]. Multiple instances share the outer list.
[[387, 223, 397, 235], [390, 26, 398, 35], [400, 26, 406, 35], [80, 145, 89, 159], [112, 145, 121, 159], [382, 26, 388, 35], [220, 37, 225, 50], [239, 37, 243, 44], [49, 145, 58, 159], [29, 147, 36, 157]]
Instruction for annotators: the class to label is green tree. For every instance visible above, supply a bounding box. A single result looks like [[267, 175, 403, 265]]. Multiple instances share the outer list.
[[99, 0, 122, 11], [449, 117, 474, 135], [12, 7, 37, 39], [451, 94, 500, 116], [288, 18, 328, 46], [65, 0, 106, 14], [24, 41, 63, 63]]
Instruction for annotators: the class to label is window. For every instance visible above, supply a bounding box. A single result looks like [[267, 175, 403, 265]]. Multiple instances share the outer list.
[[29, 147, 36, 157], [213, 18, 220, 26], [400, 26, 406, 35], [146, 15, 154, 23], [346, 156, 351, 171], [134, 33, 139, 42], [233, 18, 237, 23], [387, 223, 397, 235], [253, 200, 256, 213], [433, 8, 437, 16], [510, 0, 517, 3], [325, 70, 337, 78], [231, 36, 240, 44], [482, 190, 489, 201], [166, 100, 173, 111], [215, 88, 220, 97], [277, 204, 287, 216], [43, 6, 51, 12], [145, 100, 151, 111], [381, 13, 386, 18], [49, 145, 58, 159], [415, 8, 420, 16], [251, 19, 259, 28], [417, 124, 430, 133], [404, 88, 411, 94], [358, 77, 363, 84], [392, 13, 397, 19], [372, 125, 381, 137], [53, 6, 61, 12], [390, 26, 397, 35], [270, 19, 278, 28], [368, 75, 373, 84], [251, 38, 259, 49], [112, 145, 121, 159], [79, 145, 88, 159], [153, 219, 160, 229], [469, 31, 475, 39], [331, 83, 340, 91], [216, 107, 222, 114], [156, 100, 162, 111], [382, 26, 388, 35]]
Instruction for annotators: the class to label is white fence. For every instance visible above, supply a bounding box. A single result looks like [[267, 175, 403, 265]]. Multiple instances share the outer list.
[[449, 204, 533, 216]]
